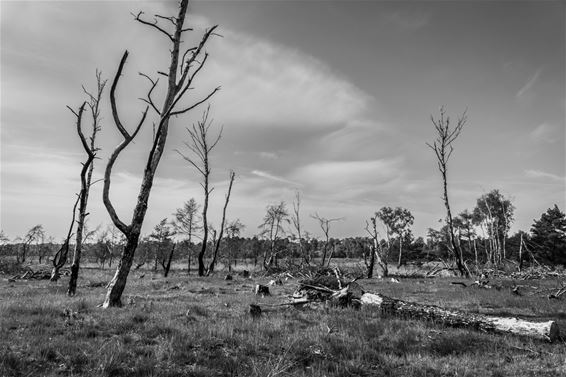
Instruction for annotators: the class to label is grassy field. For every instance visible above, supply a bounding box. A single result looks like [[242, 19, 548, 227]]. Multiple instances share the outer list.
[[1, 264, 565, 377]]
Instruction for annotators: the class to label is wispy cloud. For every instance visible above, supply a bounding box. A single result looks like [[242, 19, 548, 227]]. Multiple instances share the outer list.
[[290, 158, 404, 203], [516, 68, 542, 98], [529, 123, 558, 143], [203, 29, 372, 128], [251, 170, 300, 186], [524, 169, 565, 183]]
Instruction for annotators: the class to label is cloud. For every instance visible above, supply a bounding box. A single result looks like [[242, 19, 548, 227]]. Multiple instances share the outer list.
[[529, 123, 558, 143], [290, 158, 404, 203], [524, 169, 565, 183], [202, 29, 372, 128], [516, 68, 542, 98], [251, 170, 300, 186]]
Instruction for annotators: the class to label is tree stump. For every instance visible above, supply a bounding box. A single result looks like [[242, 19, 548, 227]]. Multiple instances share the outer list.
[[249, 304, 262, 319], [239, 270, 250, 278], [254, 284, 270, 297]]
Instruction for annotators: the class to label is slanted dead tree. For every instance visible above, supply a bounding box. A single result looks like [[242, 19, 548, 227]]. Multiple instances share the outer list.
[[365, 215, 388, 278], [51, 195, 80, 281], [207, 170, 236, 275], [67, 72, 106, 296], [427, 106, 469, 277], [177, 107, 223, 276], [311, 213, 343, 267], [102, 0, 220, 307]]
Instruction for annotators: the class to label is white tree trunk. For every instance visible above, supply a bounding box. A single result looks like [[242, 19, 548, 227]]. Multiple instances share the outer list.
[[360, 293, 559, 342]]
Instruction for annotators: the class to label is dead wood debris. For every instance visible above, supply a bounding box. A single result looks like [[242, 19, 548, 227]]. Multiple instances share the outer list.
[[11, 267, 71, 280], [249, 272, 561, 342]]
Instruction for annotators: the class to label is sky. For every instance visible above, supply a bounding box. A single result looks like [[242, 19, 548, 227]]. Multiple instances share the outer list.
[[1, 0, 565, 242]]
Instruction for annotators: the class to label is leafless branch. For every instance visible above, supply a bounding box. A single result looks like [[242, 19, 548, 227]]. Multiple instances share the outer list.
[[139, 72, 161, 115], [133, 11, 174, 42]]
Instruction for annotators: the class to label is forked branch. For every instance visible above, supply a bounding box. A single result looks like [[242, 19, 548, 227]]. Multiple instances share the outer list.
[[103, 51, 149, 235]]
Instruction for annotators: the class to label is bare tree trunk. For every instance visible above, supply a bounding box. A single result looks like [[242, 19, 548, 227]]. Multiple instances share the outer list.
[[187, 240, 192, 275], [207, 171, 235, 275], [52, 181, 81, 282], [360, 292, 559, 342], [474, 238, 478, 270], [104, 234, 139, 307], [68, 74, 104, 295], [442, 167, 466, 275], [428, 107, 468, 277], [518, 232, 523, 271], [161, 244, 175, 277], [397, 237, 403, 268], [367, 245, 376, 279], [198, 185, 209, 276]]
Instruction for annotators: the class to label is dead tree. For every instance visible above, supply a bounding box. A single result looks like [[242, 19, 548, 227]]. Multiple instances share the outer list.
[[291, 191, 308, 265], [207, 171, 236, 275], [177, 107, 222, 276], [67, 72, 105, 296], [427, 107, 469, 277], [260, 202, 290, 269], [51, 195, 80, 281], [161, 244, 176, 278], [365, 215, 388, 278], [311, 213, 343, 267], [102, 0, 220, 307]]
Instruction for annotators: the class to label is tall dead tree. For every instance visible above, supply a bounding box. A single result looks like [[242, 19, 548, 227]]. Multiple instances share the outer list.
[[291, 191, 308, 265], [207, 170, 236, 275], [102, 0, 220, 307], [311, 213, 343, 267], [365, 215, 388, 278], [67, 72, 106, 296], [427, 106, 468, 277], [177, 107, 222, 276]]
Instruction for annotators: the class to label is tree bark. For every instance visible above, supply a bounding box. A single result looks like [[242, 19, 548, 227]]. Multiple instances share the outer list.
[[162, 244, 175, 277], [103, 233, 139, 307], [360, 292, 559, 342], [103, 0, 218, 306], [207, 171, 235, 275]]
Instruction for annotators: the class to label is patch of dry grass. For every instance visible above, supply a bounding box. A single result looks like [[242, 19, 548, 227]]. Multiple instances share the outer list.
[[1, 266, 565, 376]]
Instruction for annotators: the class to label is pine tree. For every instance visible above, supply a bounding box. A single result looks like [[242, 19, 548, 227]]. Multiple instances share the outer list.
[[530, 205, 566, 265]]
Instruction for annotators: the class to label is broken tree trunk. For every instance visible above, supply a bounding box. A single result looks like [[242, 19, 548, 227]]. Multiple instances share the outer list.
[[359, 292, 559, 342], [294, 278, 560, 342]]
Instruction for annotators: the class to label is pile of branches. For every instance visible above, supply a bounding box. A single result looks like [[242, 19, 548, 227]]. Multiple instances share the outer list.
[[11, 267, 70, 281], [292, 269, 364, 308]]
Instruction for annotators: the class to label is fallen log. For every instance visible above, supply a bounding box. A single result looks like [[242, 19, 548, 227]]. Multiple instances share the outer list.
[[293, 277, 560, 342], [360, 292, 559, 342]]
